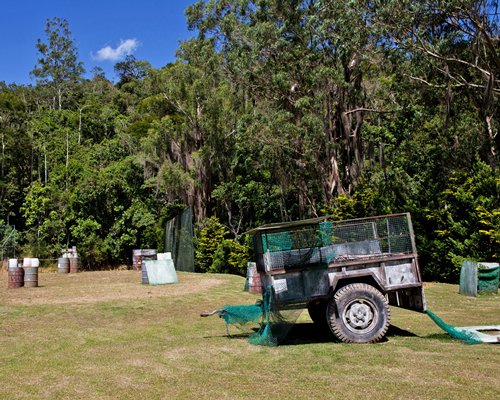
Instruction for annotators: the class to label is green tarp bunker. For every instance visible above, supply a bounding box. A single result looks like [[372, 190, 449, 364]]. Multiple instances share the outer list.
[[459, 260, 499, 296]]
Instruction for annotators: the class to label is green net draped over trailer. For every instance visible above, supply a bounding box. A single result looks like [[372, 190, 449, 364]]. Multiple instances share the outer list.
[[249, 214, 416, 307], [217, 213, 420, 346], [248, 288, 301, 346], [221, 288, 301, 346], [262, 232, 293, 252], [251, 214, 415, 275]]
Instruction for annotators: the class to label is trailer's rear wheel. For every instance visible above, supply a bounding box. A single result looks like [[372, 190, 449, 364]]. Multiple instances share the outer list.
[[327, 283, 390, 343], [307, 299, 328, 328]]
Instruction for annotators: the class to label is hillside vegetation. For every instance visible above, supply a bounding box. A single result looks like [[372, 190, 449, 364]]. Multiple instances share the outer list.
[[0, 1, 498, 281]]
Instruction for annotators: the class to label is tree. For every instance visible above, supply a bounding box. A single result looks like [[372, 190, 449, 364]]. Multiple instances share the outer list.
[[114, 55, 151, 88], [375, 0, 499, 164], [185, 0, 388, 213], [32, 17, 85, 110], [0, 0, 497, 279], [0, 86, 31, 225], [420, 160, 499, 281]]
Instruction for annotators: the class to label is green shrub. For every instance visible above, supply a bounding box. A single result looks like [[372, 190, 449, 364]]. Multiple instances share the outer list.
[[194, 216, 251, 275]]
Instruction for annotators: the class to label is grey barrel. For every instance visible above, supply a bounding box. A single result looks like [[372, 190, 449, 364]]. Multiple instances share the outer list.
[[23, 267, 38, 288], [141, 263, 149, 284], [58, 257, 70, 273]]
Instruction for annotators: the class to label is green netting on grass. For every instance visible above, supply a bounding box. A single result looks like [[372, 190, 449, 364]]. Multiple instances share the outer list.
[[221, 303, 263, 325], [426, 310, 482, 344], [219, 287, 301, 346], [249, 288, 299, 346], [478, 265, 500, 294]]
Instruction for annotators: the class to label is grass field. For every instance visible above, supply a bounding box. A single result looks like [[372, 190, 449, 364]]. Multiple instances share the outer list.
[[1, 269, 499, 400]]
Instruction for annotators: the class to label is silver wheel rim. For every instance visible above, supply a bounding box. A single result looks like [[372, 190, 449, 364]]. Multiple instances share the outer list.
[[342, 298, 378, 334]]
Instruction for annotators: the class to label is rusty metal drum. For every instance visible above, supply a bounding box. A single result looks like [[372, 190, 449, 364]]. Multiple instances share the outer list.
[[69, 254, 79, 273], [132, 249, 157, 271], [247, 263, 262, 294], [132, 249, 141, 271], [8, 267, 24, 288]]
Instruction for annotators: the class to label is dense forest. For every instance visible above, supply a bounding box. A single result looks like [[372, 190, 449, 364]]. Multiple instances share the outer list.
[[0, 0, 498, 281]]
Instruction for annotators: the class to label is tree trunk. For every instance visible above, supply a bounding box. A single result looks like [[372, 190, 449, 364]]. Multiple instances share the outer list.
[[44, 145, 47, 184], [485, 115, 498, 167], [66, 131, 69, 190], [58, 87, 62, 110], [1, 132, 4, 180]]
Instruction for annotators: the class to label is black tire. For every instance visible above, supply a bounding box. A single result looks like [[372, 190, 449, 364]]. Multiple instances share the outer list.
[[307, 299, 328, 327], [327, 283, 390, 343]]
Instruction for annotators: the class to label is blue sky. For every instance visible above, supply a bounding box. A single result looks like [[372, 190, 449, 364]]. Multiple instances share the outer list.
[[1, 0, 197, 85]]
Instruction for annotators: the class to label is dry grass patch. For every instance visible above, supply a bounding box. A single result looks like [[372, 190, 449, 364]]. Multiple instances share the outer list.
[[0, 270, 224, 305], [0, 270, 499, 400]]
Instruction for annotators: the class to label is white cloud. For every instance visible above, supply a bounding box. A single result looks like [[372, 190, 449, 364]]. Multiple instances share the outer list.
[[93, 39, 139, 61]]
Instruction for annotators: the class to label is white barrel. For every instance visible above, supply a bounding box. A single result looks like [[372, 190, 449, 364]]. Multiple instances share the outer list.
[[8, 259, 18, 270], [23, 258, 32, 267], [31, 258, 40, 268]]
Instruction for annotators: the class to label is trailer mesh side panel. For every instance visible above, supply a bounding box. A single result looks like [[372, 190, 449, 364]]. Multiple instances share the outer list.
[[254, 214, 415, 272]]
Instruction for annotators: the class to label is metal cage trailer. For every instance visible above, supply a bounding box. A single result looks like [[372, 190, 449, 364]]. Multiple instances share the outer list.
[[248, 212, 427, 343]]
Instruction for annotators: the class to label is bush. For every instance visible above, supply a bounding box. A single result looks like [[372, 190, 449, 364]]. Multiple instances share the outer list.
[[194, 216, 251, 275]]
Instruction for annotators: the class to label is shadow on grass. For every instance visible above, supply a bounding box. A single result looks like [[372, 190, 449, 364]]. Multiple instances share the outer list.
[[281, 323, 419, 345], [205, 323, 420, 346], [203, 328, 255, 340], [386, 325, 418, 338], [425, 333, 456, 341], [203, 323, 329, 345], [280, 323, 334, 345]]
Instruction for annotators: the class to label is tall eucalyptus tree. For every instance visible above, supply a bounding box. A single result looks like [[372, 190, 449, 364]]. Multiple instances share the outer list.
[[31, 17, 85, 110]]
